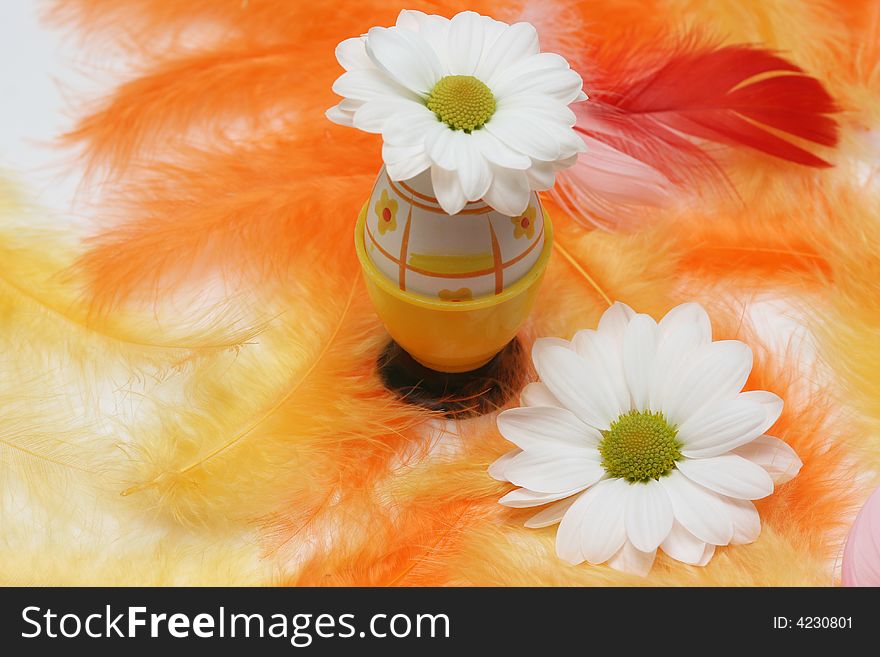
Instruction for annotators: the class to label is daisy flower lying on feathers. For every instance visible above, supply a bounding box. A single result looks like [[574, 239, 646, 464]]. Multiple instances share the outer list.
[[326, 9, 587, 216], [490, 302, 802, 576]]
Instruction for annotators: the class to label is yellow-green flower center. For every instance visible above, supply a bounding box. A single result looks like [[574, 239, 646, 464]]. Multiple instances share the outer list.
[[598, 410, 681, 483], [426, 75, 496, 132]]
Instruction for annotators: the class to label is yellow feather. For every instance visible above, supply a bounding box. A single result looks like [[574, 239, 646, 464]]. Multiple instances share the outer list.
[[0, 181, 275, 584], [810, 189, 880, 472], [116, 274, 428, 528]]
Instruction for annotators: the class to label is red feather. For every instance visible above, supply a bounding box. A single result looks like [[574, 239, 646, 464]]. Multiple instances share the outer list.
[[552, 38, 840, 228], [579, 41, 839, 176]]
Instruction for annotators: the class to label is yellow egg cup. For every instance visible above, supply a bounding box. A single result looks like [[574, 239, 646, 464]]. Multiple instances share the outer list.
[[355, 202, 553, 373]]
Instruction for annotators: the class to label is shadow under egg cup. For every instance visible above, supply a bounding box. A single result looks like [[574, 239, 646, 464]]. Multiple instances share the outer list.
[[355, 202, 553, 374]]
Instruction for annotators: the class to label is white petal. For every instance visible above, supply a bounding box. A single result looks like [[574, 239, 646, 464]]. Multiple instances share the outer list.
[[556, 479, 627, 564], [659, 302, 712, 344], [485, 111, 561, 161], [446, 11, 485, 75], [598, 302, 636, 342], [520, 382, 562, 408], [677, 454, 774, 500], [732, 435, 802, 485], [338, 99, 363, 112], [426, 127, 459, 170], [512, 114, 585, 159], [488, 448, 521, 482], [622, 313, 660, 410], [477, 22, 539, 84], [493, 54, 585, 104], [738, 390, 784, 434], [505, 450, 605, 494], [570, 329, 629, 422], [532, 337, 572, 353], [625, 479, 674, 552], [336, 36, 373, 71], [481, 166, 530, 215], [325, 105, 355, 127], [648, 322, 707, 412], [496, 406, 601, 452], [660, 470, 734, 545], [525, 496, 578, 528], [491, 51, 571, 81], [661, 340, 753, 426], [721, 496, 761, 544], [382, 109, 442, 146], [353, 98, 426, 133], [532, 343, 618, 429], [426, 129, 493, 202], [500, 486, 584, 508], [607, 541, 657, 577], [396, 11, 450, 61], [677, 397, 768, 458], [383, 143, 426, 164], [365, 26, 443, 94], [395, 9, 422, 30], [525, 159, 556, 190], [385, 128, 435, 177], [384, 148, 431, 181], [430, 165, 467, 214], [648, 302, 714, 413], [695, 543, 716, 566], [332, 68, 420, 103], [505, 72, 586, 107], [660, 521, 709, 565], [480, 16, 508, 48], [555, 490, 589, 564], [457, 142, 493, 201], [498, 95, 577, 126], [578, 478, 629, 564], [556, 153, 580, 170], [469, 129, 531, 170]]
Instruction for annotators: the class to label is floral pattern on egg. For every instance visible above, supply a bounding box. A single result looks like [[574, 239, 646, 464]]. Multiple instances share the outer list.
[[365, 168, 545, 299], [511, 207, 536, 240], [438, 288, 473, 302], [374, 189, 398, 235]]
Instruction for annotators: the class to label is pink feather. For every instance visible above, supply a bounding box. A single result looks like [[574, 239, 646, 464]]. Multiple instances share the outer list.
[[554, 136, 671, 229], [842, 486, 880, 587]]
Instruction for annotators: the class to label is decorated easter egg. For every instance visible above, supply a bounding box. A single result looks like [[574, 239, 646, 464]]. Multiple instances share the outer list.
[[365, 167, 545, 300]]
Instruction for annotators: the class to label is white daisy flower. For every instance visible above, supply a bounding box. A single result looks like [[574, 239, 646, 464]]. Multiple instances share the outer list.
[[326, 9, 587, 216], [490, 302, 803, 576]]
